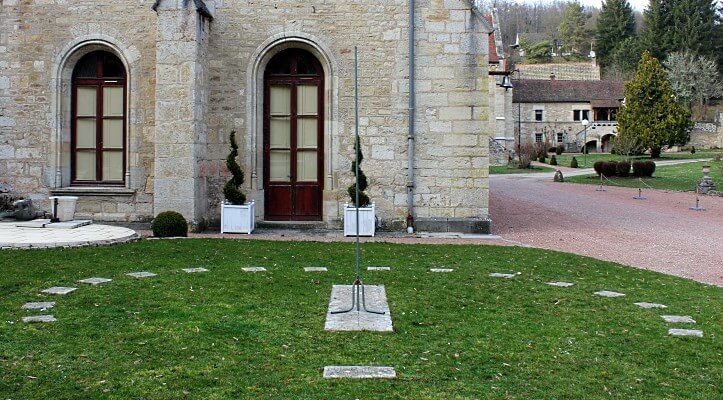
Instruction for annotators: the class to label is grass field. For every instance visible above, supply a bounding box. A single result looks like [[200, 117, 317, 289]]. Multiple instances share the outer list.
[[489, 165, 555, 174], [1, 240, 721, 399], [566, 161, 723, 192]]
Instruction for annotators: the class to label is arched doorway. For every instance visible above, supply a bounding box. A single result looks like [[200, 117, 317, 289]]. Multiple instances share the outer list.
[[263, 49, 324, 221], [71, 51, 127, 184], [601, 134, 615, 153]]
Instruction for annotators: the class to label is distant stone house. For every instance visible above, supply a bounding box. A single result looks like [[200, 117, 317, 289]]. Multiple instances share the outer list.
[[0, 0, 497, 233], [512, 79, 625, 153]]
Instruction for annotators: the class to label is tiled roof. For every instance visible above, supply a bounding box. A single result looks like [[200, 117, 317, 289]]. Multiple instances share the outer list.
[[485, 15, 499, 64], [512, 79, 625, 104]]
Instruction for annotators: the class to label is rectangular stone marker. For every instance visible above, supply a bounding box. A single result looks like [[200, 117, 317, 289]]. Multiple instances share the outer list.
[[304, 267, 328, 272], [127, 272, 157, 278], [78, 277, 112, 285], [489, 272, 516, 279], [323, 366, 396, 379], [661, 315, 696, 324], [634, 302, 667, 309], [242, 267, 266, 272], [41, 287, 77, 295], [668, 328, 703, 338], [594, 290, 625, 298], [182, 268, 209, 273], [367, 266, 390, 271], [325, 285, 393, 332], [22, 302, 55, 310], [430, 268, 453, 273], [546, 281, 574, 287], [22, 315, 57, 323]]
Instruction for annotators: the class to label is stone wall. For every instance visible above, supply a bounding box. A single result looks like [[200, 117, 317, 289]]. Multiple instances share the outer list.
[[689, 120, 722, 149], [0, 0, 157, 222], [0, 0, 492, 232]]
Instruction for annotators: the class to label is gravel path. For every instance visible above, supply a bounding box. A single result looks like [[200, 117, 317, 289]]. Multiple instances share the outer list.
[[490, 172, 723, 286]]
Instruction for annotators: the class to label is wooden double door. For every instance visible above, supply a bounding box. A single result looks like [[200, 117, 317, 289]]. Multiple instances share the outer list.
[[263, 49, 324, 221]]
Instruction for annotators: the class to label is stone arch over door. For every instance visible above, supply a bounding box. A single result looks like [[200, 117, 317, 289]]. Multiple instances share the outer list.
[[246, 34, 338, 222], [52, 37, 140, 189]]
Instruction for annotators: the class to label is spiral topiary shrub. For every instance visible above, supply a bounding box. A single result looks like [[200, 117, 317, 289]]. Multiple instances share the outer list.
[[151, 211, 188, 237], [550, 155, 558, 166], [570, 157, 578, 168], [223, 130, 246, 205], [348, 136, 371, 207], [616, 160, 631, 177]]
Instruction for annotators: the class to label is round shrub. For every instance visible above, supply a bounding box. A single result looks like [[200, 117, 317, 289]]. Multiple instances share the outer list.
[[690, 146, 696, 154], [601, 161, 618, 178], [151, 211, 188, 237], [593, 161, 605, 176], [570, 157, 578, 168], [550, 155, 558, 166], [555, 145, 564, 155], [616, 160, 631, 177], [538, 154, 547, 163], [644, 160, 656, 177]]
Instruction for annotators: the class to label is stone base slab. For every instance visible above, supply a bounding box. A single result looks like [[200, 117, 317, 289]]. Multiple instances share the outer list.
[[325, 285, 393, 332]]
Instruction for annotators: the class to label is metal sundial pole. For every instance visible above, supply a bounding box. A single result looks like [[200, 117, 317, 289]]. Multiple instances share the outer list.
[[331, 46, 384, 315]]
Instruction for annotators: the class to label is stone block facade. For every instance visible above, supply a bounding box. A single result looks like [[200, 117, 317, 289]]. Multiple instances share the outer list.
[[0, 0, 493, 233], [690, 119, 723, 149]]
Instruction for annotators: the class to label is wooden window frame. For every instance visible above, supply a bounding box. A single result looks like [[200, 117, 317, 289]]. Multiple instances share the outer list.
[[71, 52, 127, 186]]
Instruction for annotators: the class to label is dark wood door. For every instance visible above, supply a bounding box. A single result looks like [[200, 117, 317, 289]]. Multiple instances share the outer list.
[[264, 50, 324, 221]]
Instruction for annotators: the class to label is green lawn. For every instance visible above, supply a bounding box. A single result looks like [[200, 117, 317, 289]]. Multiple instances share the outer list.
[[553, 150, 721, 169], [490, 165, 555, 174], [1, 240, 721, 399], [566, 161, 723, 192]]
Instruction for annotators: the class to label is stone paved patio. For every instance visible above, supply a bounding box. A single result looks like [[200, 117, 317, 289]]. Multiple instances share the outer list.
[[0, 221, 138, 249]]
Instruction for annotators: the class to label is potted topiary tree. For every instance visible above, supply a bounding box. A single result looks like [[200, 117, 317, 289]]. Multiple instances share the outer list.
[[220, 130, 255, 234], [344, 136, 375, 237]]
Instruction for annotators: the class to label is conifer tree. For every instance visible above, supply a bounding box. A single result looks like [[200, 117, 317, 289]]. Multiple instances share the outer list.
[[594, 0, 636, 67], [223, 130, 246, 205], [347, 136, 370, 208], [557, 2, 590, 57], [616, 52, 693, 159]]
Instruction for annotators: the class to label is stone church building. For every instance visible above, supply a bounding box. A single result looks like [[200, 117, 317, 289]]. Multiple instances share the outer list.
[[0, 0, 493, 233]]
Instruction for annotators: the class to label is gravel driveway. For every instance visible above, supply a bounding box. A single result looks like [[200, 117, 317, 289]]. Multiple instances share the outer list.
[[490, 170, 723, 286]]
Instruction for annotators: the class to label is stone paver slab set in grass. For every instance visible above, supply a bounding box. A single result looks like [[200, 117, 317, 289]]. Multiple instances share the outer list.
[[126, 272, 157, 278], [40, 287, 77, 295], [21, 302, 55, 310], [242, 267, 266, 272], [22, 315, 57, 323], [322, 366, 396, 379], [78, 277, 112, 285], [182, 268, 209, 273]]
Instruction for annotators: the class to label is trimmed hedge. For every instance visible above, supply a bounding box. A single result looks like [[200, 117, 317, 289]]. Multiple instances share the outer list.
[[549, 155, 558, 166], [632, 160, 656, 177], [151, 211, 188, 237], [593, 161, 605, 176], [616, 161, 631, 177], [601, 161, 618, 178]]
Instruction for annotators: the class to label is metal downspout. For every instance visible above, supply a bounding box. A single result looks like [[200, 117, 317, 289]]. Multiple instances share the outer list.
[[407, 0, 416, 227]]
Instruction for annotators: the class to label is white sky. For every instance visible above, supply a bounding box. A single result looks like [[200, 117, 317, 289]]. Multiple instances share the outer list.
[[510, 0, 649, 12]]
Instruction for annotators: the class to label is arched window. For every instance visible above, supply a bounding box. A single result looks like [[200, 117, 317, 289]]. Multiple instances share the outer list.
[[71, 51, 126, 184]]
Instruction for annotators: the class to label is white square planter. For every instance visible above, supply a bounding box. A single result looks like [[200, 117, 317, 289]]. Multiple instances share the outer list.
[[221, 201, 255, 234], [344, 203, 375, 237]]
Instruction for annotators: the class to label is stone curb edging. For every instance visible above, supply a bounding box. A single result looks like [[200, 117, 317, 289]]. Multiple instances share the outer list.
[[1, 233, 141, 250]]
